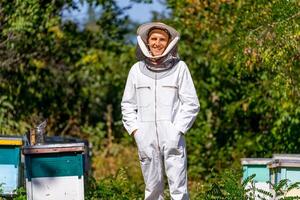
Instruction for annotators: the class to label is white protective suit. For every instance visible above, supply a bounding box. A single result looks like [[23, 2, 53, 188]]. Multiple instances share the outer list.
[[121, 22, 200, 200]]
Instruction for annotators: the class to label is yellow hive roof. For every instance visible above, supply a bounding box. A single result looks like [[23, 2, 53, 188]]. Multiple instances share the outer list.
[[0, 138, 23, 146]]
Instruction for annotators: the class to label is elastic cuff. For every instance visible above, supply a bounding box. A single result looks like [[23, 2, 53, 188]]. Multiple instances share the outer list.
[[128, 127, 138, 135]]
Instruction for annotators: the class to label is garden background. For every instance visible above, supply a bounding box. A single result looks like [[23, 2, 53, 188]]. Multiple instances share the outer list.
[[0, 0, 299, 199]]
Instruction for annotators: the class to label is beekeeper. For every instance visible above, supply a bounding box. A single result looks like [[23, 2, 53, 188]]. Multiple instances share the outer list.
[[121, 22, 200, 200]]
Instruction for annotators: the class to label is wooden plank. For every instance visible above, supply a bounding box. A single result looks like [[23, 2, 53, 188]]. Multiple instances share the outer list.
[[268, 161, 300, 168], [241, 158, 272, 165], [23, 146, 85, 154]]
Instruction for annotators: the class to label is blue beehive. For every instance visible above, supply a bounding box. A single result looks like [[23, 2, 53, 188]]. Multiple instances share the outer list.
[[241, 158, 272, 199], [268, 155, 300, 197], [0, 136, 23, 197], [23, 143, 85, 200], [241, 158, 272, 182]]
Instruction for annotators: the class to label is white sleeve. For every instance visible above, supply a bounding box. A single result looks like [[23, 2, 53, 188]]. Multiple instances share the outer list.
[[173, 62, 200, 134], [121, 66, 138, 135]]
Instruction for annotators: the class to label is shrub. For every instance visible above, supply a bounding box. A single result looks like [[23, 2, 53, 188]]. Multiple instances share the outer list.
[[85, 168, 143, 200], [201, 169, 300, 200]]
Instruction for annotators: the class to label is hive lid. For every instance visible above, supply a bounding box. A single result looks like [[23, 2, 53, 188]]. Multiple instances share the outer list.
[[241, 158, 272, 165], [0, 136, 23, 146], [22, 143, 85, 154], [272, 154, 300, 160], [268, 159, 300, 168]]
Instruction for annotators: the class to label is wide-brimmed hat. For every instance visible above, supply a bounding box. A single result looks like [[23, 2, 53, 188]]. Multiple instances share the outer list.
[[137, 22, 180, 42]]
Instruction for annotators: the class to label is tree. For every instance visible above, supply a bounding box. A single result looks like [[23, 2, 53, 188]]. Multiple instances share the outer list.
[[165, 0, 300, 180], [0, 0, 133, 146]]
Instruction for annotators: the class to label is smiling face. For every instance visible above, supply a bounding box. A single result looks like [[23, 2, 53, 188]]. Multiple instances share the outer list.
[[147, 29, 170, 56]]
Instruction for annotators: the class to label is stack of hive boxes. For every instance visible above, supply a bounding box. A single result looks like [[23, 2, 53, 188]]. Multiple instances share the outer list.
[[242, 154, 300, 199], [0, 136, 23, 198], [0, 135, 89, 200]]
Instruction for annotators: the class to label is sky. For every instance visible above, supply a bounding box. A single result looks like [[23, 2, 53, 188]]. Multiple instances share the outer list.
[[117, 0, 167, 23], [62, 0, 168, 27]]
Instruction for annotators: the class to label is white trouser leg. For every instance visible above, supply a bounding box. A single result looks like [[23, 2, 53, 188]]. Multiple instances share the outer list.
[[134, 122, 164, 200], [164, 145, 189, 200], [159, 121, 189, 200], [138, 147, 164, 200], [135, 121, 189, 200]]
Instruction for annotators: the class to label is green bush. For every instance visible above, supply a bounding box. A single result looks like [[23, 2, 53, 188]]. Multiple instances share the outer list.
[[85, 168, 143, 200], [201, 169, 300, 200], [0, 187, 26, 200], [12, 187, 26, 200]]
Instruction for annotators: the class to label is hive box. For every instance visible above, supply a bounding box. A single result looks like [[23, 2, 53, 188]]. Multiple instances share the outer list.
[[241, 158, 272, 199], [0, 136, 23, 197], [268, 157, 300, 198], [23, 143, 85, 200]]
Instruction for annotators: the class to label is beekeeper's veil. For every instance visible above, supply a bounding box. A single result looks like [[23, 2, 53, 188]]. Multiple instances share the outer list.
[[136, 22, 180, 71]]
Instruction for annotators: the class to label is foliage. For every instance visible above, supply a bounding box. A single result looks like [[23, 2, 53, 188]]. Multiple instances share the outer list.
[[165, 0, 300, 180], [201, 170, 300, 200], [201, 169, 248, 199], [0, 0, 133, 146], [268, 179, 300, 199], [91, 142, 143, 182], [12, 187, 26, 200], [85, 167, 143, 200], [0, 187, 26, 200]]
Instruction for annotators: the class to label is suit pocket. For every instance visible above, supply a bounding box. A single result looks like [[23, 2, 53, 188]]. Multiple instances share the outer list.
[[136, 85, 151, 107], [168, 122, 184, 148], [158, 85, 178, 106]]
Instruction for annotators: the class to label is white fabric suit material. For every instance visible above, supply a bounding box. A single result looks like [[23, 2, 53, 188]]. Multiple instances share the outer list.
[[121, 60, 200, 200]]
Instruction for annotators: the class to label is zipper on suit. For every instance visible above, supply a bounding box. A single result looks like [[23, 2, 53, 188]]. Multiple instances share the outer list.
[[154, 73, 160, 152]]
